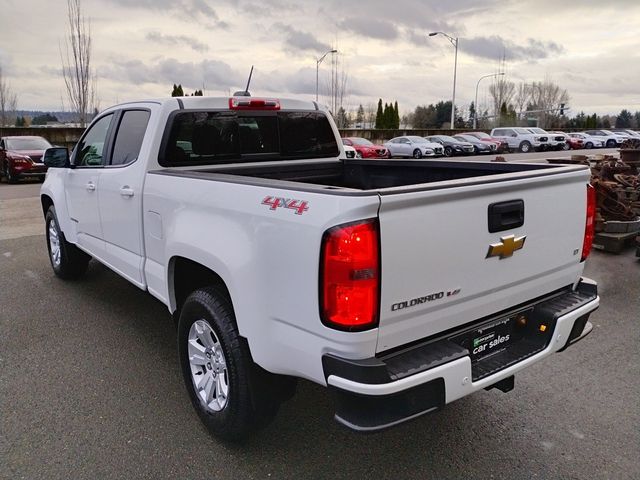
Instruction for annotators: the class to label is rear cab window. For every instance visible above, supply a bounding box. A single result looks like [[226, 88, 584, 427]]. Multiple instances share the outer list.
[[159, 110, 339, 166]]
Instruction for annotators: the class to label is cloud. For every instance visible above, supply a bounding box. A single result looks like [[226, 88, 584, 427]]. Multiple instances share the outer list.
[[274, 23, 331, 52], [460, 36, 565, 61], [107, 0, 229, 27], [99, 57, 244, 91], [338, 17, 399, 41], [146, 32, 209, 52]]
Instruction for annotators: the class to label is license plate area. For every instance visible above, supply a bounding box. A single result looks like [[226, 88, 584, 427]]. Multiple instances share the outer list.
[[450, 307, 553, 380]]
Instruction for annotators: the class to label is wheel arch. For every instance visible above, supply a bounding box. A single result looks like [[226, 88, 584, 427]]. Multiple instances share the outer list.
[[168, 256, 232, 318], [41, 194, 54, 217]]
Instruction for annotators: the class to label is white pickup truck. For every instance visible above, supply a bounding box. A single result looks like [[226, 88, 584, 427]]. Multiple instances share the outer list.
[[41, 96, 599, 440]]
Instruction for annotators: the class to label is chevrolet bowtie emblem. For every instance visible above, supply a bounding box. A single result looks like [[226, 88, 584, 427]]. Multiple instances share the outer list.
[[486, 234, 526, 259]]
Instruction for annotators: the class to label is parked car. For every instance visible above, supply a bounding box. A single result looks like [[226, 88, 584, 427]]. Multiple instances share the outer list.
[[460, 131, 508, 153], [343, 145, 357, 159], [526, 128, 566, 150], [342, 137, 389, 158], [40, 95, 599, 439], [490, 127, 549, 153], [383, 136, 443, 158], [0, 136, 52, 183], [568, 133, 604, 149], [583, 130, 625, 147], [549, 131, 582, 150], [453, 134, 493, 154], [425, 135, 475, 156], [612, 129, 640, 138]]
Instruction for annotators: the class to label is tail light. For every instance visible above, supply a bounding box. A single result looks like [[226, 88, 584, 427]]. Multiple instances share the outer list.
[[581, 184, 596, 262], [229, 98, 280, 110], [320, 219, 380, 331]]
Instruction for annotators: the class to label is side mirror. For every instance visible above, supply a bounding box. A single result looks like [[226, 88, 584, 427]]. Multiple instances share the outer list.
[[43, 147, 71, 168]]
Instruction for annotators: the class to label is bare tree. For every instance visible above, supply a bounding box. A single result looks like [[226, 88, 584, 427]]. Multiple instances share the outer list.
[[0, 65, 18, 127], [364, 103, 376, 129], [60, 0, 96, 127], [488, 76, 516, 119], [513, 82, 531, 118], [323, 50, 349, 117], [529, 77, 569, 128]]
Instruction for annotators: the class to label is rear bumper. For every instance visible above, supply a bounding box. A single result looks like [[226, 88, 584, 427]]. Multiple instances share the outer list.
[[323, 278, 599, 431]]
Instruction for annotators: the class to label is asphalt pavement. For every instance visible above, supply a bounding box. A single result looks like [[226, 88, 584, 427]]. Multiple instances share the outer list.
[[1, 166, 639, 480]]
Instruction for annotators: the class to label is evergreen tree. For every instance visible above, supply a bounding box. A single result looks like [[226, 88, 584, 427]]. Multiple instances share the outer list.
[[382, 103, 389, 129], [616, 109, 633, 128], [375, 99, 383, 129], [171, 84, 178, 97], [393, 101, 400, 129], [469, 101, 476, 127], [177, 84, 184, 96], [355, 104, 364, 126]]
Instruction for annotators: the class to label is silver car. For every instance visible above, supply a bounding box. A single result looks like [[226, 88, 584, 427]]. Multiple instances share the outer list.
[[384, 136, 444, 158]]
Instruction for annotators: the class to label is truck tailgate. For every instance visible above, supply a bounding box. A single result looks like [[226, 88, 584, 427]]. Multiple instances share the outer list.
[[376, 169, 589, 353]]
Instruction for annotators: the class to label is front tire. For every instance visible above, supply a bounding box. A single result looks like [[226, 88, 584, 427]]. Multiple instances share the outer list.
[[585, 142, 593, 149], [606, 139, 616, 148], [519, 141, 532, 153], [562, 142, 570, 150], [178, 287, 281, 442], [412, 148, 423, 159], [444, 146, 453, 157], [45, 206, 90, 279], [4, 162, 18, 183]]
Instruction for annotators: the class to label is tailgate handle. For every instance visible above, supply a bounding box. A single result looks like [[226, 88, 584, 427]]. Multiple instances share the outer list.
[[488, 200, 524, 233]]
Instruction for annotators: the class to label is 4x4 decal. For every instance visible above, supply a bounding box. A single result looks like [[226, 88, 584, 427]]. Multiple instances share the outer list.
[[262, 196, 309, 215]]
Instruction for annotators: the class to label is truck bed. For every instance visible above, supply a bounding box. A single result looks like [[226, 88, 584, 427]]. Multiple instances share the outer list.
[[153, 159, 585, 194]]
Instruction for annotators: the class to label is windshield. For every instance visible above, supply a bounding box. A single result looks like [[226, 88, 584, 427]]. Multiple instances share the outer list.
[[455, 135, 475, 142], [472, 132, 491, 139], [435, 135, 458, 142], [6, 137, 52, 150], [350, 137, 374, 146], [515, 128, 533, 134], [406, 136, 429, 143]]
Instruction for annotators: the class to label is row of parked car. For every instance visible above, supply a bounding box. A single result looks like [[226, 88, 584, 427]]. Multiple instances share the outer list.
[[342, 128, 640, 159]]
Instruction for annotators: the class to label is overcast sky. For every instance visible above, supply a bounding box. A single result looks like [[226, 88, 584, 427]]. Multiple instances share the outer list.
[[1, 0, 639, 117]]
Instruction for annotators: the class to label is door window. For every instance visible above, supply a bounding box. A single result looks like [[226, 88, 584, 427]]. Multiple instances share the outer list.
[[111, 110, 151, 166], [75, 114, 114, 166]]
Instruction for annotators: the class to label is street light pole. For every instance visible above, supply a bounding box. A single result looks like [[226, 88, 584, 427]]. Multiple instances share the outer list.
[[474, 72, 505, 129], [429, 32, 458, 129], [316, 49, 337, 102]]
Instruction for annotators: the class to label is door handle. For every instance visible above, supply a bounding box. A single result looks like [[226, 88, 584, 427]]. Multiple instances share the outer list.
[[85, 182, 96, 192], [120, 186, 135, 197]]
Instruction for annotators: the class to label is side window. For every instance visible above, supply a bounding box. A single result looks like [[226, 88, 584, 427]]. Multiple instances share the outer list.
[[493, 130, 503, 136], [111, 110, 151, 166], [506, 129, 517, 137], [75, 114, 114, 166]]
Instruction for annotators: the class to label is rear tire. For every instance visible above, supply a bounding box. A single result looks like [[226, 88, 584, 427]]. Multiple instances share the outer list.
[[562, 142, 570, 151], [412, 148, 423, 159], [178, 287, 281, 442], [519, 141, 532, 153], [606, 139, 616, 148], [45, 206, 91, 279]]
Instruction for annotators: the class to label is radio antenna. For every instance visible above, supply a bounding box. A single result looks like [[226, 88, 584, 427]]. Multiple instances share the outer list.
[[245, 65, 254, 93], [233, 65, 254, 97]]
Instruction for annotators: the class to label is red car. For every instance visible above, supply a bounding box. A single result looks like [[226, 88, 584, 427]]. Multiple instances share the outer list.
[[1, 136, 52, 183], [342, 137, 389, 158], [460, 132, 508, 153]]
